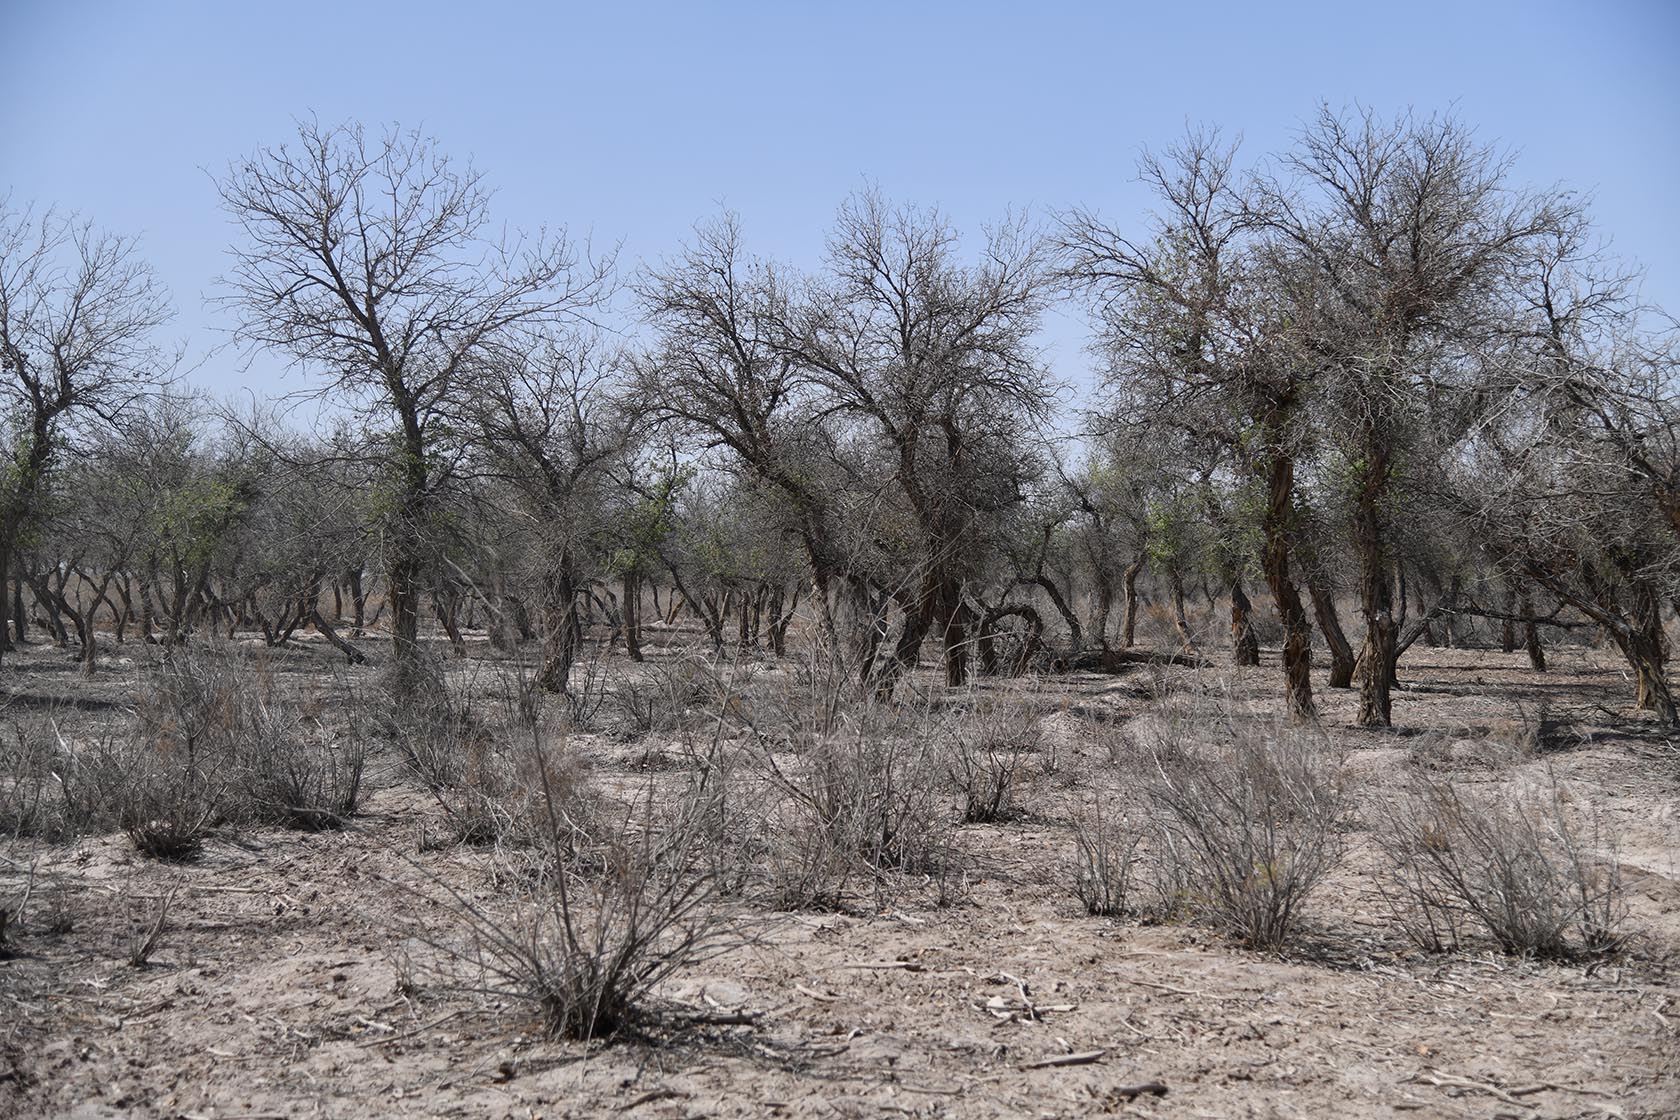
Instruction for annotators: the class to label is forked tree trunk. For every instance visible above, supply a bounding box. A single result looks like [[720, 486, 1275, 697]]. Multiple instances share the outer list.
[[1121, 555, 1145, 648], [1308, 578, 1356, 689], [1169, 568, 1194, 651], [1354, 456, 1398, 727]]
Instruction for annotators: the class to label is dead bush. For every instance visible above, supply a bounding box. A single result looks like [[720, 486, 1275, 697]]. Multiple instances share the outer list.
[[0, 711, 116, 840], [1375, 774, 1628, 958], [428, 781, 742, 1039], [758, 722, 960, 909], [1069, 800, 1148, 917], [389, 688, 486, 790], [233, 683, 365, 831], [604, 654, 718, 738], [426, 731, 597, 860], [124, 659, 248, 858], [1137, 708, 1347, 948], [945, 698, 1039, 824]]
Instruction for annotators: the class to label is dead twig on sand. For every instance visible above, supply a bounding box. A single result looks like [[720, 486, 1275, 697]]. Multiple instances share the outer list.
[[1021, 1049, 1106, 1070]]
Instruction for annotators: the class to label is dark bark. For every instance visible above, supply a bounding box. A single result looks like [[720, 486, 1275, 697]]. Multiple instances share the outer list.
[[623, 571, 644, 662], [1520, 584, 1546, 672], [1354, 450, 1397, 727], [1121, 555, 1145, 648], [1230, 578, 1261, 667], [1168, 568, 1194, 650], [536, 557, 583, 694]]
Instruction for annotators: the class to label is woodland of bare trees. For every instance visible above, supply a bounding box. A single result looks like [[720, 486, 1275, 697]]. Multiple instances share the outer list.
[[3, 107, 1677, 726]]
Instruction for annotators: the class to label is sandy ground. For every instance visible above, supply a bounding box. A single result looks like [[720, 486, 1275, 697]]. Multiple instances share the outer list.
[[2, 633, 1677, 1119]]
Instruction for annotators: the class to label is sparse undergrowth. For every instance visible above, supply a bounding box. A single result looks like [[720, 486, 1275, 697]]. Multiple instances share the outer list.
[[1375, 771, 1629, 958]]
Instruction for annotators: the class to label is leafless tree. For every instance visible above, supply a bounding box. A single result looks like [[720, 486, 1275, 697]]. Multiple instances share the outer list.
[[784, 189, 1052, 687], [1255, 106, 1573, 726], [1057, 132, 1319, 715], [0, 203, 171, 667], [216, 119, 611, 692], [473, 331, 635, 693]]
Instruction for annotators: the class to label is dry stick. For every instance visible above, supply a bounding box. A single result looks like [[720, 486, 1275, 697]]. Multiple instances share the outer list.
[[1406, 1071, 1534, 1107], [1021, 1049, 1106, 1070], [617, 1088, 688, 1111], [353, 1009, 467, 1049], [1112, 1082, 1170, 1100], [794, 984, 840, 1002]]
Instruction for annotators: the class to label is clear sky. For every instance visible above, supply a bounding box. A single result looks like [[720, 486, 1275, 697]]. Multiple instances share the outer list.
[[4, 0, 1677, 405]]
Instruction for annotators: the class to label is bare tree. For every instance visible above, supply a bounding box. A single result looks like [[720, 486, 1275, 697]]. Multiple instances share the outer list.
[[473, 331, 634, 693], [1256, 106, 1572, 726], [216, 119, 611, 692], [0, 204, 170, 668], [1057, 132, 1318, 715], [785, 189, 1052, 687]]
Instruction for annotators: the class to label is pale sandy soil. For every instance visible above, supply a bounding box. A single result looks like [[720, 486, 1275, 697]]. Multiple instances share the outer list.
[[2, 635, 1677, 1119]]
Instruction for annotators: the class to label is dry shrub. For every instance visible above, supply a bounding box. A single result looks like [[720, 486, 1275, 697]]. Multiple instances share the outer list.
[[757, 714, 962, 909], [429, 779, 742, 1040], [0, 711, 131, 840], [389, 686, 485, 790], [1375, 773, 1628, 958], [1407, 701, 1563, 772], [125, 661, 242, 858], [1134, 702, 1348, 948], [125, 651, 365, 845], [426, 731, 597, 861], [945, 696, 1039, 824], [1069, 800, 1148, 917], [235, 680, 365, 831], [603, 653, 723, 738]]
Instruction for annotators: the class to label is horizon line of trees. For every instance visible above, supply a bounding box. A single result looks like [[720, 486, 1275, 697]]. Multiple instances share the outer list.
[[3, 105, 1677, 727]]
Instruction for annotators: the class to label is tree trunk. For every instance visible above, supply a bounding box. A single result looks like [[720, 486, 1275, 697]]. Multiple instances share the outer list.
[[1230, 578, 1261, 667], [0, 553, 11, 662], [1121, 555, 1144, 648], [388, 552, 424, 692], [1032, 574, 1083, 655], [1308, 578, 1356, 689], [1354, 454, 1397, 727], [433, 589, 467, 657], [938, 578, 971, 686], [537, 559, 582, 693], [1520, 584, 1546, 672], [12, 563, 28, 646], [623, 571, 643, 662], [1091, 574, 1115, 652], [1169, 568, 1194, 651], [347, 567, 367, 636]]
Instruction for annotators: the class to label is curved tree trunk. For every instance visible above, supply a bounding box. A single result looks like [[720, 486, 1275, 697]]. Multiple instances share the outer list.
[[1308, 578, 1356, 690], [1121, 555, 1145, 648]]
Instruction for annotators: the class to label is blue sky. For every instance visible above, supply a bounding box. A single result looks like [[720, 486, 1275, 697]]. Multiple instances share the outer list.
[[4, 0, 1677, 404]]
